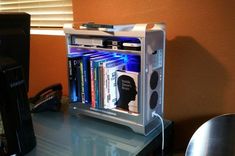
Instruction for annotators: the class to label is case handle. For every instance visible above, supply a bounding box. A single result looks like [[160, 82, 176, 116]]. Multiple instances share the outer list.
[[132, 23, 165, 31]]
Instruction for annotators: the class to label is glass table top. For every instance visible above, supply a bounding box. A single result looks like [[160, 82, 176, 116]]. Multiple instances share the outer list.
[[26, 112, 170, 156]]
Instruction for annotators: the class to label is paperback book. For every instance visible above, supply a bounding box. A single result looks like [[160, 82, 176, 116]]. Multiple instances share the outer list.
[[68, 56, 80, 102], [90, 54, 112, 107], [68, 53, 88, 103], [93, 56, 117, 108], [115, 70, 139, 113], [82, 52, 108, 104], [101, 59, 125, 109]]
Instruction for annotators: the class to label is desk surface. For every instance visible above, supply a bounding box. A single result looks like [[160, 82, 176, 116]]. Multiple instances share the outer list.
[[26, 112, 172, 156], [186, 114, 235, 156]]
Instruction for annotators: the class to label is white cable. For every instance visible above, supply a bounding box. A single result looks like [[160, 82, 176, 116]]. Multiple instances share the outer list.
[[152, 112, 164, 150]]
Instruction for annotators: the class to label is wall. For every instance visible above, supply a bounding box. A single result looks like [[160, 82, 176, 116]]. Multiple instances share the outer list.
[[29, 0, 235, 152], [29, 35, 68, 96]]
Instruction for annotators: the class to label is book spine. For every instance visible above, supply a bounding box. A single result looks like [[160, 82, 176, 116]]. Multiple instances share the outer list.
[[83, 53, 108, 105], [82, 56, 91, 104], [99, 65, 104, 108], [75, 59, 82, 102], [80, 61, 85, 103], [94, 60, 107, 108], [90, 60, 96, 107], [91, 57, 105, 108], [68, 58, 77, 102], [94, 62, 100, 108], [103, 64, 108, 108], [90, 55, 111, 108]]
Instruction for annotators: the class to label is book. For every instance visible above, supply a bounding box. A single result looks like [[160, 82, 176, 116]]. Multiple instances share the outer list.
[[68, 53, 86, 103], [115, 70, 139, 113], [82, 52, 106, 104], [98, 65, 104, 109], [90, 54, 112, 108], [102, 59, 125, 109], [68, 56, 78, 102], [77, 51, 95, 103], [80, 60, 85, 103], [80, 52, 95, 104], [93, 56, 115, 108]]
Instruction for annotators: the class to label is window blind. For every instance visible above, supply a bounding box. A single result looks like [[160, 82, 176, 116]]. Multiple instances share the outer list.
[[0, 0, 73, 28]]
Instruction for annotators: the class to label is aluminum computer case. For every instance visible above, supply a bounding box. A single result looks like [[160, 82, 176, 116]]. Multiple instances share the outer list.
[[64, 23, 165, 135]]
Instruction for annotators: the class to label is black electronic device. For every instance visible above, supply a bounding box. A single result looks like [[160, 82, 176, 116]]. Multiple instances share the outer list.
[[30, 83, 63, 113], [0, 12, 36, 156], [0, 12, 30, 92], [0, 58, 36, 156]]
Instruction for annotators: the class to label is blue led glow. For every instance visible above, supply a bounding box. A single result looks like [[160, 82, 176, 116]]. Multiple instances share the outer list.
[[125, 55, 140, 72], [70, 85, 78, 102], [110, 53, 140, 72]]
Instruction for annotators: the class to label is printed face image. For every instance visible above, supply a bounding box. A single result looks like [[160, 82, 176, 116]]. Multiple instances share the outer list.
[[116, 74, 137, 111]]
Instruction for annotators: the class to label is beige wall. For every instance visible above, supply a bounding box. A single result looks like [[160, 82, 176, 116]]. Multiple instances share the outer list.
[[29, 0, 235, 151]]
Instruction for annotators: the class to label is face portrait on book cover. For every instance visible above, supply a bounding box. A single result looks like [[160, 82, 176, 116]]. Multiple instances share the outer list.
[[115, 75, 137, 111]]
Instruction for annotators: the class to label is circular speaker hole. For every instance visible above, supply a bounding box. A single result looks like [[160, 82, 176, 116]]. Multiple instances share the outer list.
[[150, 71, 158, 90], [150, 91, 158, 109]]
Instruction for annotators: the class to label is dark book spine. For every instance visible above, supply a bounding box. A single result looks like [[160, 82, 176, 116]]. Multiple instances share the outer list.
[[90, 60, 96, 108], [94, 61, 104, 108], [75, 59, 82, 102], [82, 56, 91, 104], [68, 57, 82, 103], [94, 61, 99, 108], [68, 57, 77, 102]]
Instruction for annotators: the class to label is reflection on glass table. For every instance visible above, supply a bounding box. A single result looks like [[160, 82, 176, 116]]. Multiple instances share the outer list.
[[26, 112, 172, 156]]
